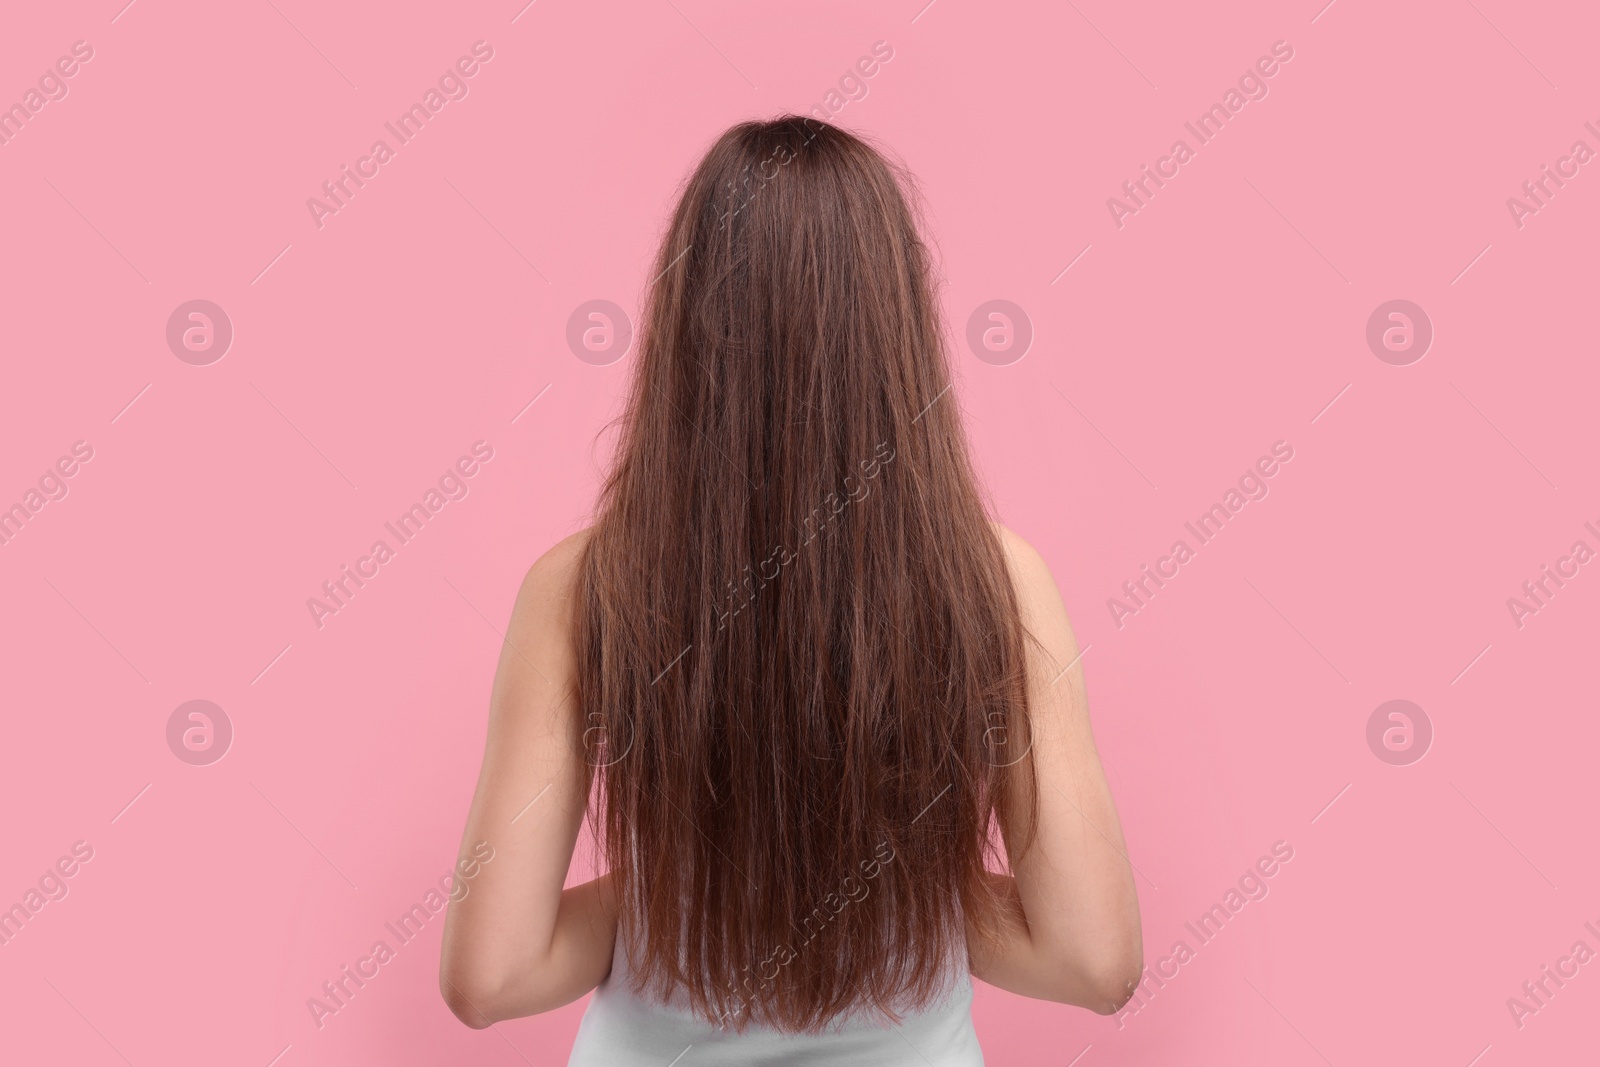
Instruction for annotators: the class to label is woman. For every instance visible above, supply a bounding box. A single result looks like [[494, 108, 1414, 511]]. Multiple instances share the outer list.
[[438, 116, 1142, 1064]]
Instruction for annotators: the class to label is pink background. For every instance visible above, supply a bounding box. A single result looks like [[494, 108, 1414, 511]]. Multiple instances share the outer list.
[[2, 0, 1596, 1064]]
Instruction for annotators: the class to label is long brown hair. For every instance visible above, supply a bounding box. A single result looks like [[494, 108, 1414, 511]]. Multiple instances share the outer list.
[[576, 115, 1036, 1033]]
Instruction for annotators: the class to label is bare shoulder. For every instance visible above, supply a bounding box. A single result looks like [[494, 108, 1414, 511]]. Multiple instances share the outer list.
[[516, 527, 593, 607], [501, 528, 593, 679], [990, 521, 1081, 666], [990, 522, 1060, 606]]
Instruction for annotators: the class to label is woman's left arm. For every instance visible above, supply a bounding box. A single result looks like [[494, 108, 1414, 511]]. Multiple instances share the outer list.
[[439, 531, 616, 1027]]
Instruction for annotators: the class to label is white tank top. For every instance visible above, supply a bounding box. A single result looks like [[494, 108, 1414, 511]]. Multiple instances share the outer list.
[[566, 931, 985, 1066]]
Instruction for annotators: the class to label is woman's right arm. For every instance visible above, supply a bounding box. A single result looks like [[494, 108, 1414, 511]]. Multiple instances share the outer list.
[[968, 526, 1144, 1014], [438, 531, 618, 1026]]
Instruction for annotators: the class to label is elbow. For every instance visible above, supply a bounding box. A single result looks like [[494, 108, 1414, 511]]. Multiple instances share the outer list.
[[441, 981, 496, 1028], [1085, 968, 1142, 1015], [441, 957, 575, 1026], [1081, 945, 1144, 1015], [439, 966, 506, 1029]]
